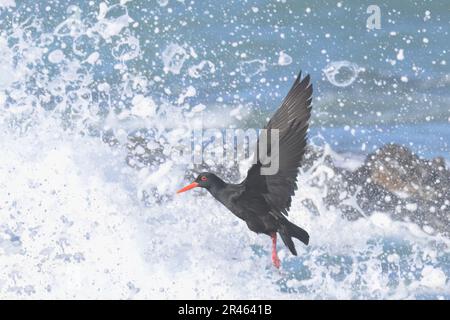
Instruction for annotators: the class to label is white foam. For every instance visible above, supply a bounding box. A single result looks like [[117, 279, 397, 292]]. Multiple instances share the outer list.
[[86, 52, 100, 64], [0, 122, 287, 298], [188, 60, 216, 78], [0, 38, 16, 88], [157, 0, 169, 7], [177, 85, 197, 104], [0, 0, 15, 8], [421, 266, 447, 289], [0, 125, 150, 298], [131, 95, 157, 118], [112, 36, 140, 61], [162, 43, 189, 75], [48, 50, 65, 64]]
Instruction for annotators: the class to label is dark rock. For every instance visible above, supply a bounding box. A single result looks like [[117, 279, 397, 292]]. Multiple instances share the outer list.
[[359, 144, 449, 202], [340, 144, 449, 235], [294, 144, 450, 235]]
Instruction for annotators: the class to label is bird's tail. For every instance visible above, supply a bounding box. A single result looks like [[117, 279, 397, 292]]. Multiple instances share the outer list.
[[279, 220, 310, 256]]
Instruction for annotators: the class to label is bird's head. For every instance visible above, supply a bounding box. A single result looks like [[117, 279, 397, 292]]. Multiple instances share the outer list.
[[176, 172, 223, 194]]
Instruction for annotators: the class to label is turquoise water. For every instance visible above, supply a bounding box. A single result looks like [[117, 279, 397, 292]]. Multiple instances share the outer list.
[[0, 0, 449, 299]]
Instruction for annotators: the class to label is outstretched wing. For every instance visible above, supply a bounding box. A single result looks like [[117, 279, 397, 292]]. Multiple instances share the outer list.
[[241, 72, 313, 217]]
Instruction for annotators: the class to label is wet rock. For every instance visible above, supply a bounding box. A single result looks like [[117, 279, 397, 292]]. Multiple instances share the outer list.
[[296, 144, 449, 235], [341, 144, 449, 235], [355, 144, 449, 203]]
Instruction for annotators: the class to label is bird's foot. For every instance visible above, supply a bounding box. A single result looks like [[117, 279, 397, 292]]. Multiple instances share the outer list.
[[271, 232, 281, 269], [272, 252, 281, 269]]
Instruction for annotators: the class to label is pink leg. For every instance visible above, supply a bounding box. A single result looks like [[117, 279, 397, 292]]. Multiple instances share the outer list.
[[271, 233, 281, 269]]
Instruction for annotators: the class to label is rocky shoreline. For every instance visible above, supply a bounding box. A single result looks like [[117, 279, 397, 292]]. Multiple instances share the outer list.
[[302, 144, 449, 236]]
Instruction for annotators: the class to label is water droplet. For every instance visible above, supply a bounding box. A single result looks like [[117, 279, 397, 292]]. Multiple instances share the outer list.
[[323, 61, 362, 87]]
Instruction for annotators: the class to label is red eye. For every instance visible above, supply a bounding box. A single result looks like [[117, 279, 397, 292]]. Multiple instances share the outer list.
[[201, 176, 208, 181]]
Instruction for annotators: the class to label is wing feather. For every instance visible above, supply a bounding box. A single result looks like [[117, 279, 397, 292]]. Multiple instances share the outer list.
[[241, 72, 312, 217]]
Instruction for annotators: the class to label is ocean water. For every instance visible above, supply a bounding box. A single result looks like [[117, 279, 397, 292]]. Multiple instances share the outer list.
[[0, 0, 449, 299]]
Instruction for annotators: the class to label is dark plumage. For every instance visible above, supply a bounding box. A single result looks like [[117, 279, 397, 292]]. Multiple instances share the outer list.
[[177, 72, 313, 268]]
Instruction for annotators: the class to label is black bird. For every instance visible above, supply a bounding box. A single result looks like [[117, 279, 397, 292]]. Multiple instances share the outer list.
[[177, 72, 312, 268]]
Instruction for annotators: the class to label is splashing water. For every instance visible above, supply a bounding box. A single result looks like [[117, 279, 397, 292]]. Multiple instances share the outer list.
[[278, 51, 293, 66], [162, 43, 190, 75], [0, 1, 449, 299], [323, 61, 364, 88]]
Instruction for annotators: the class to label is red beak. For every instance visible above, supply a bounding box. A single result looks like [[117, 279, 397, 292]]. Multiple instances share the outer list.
[[176, 182, 199, 194]]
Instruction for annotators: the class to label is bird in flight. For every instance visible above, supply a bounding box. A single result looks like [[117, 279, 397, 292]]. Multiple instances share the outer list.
[[177, 72, 312, 269]]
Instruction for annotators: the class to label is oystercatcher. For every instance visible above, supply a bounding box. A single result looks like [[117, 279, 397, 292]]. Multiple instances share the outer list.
[[177, 72, 312, 268]]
